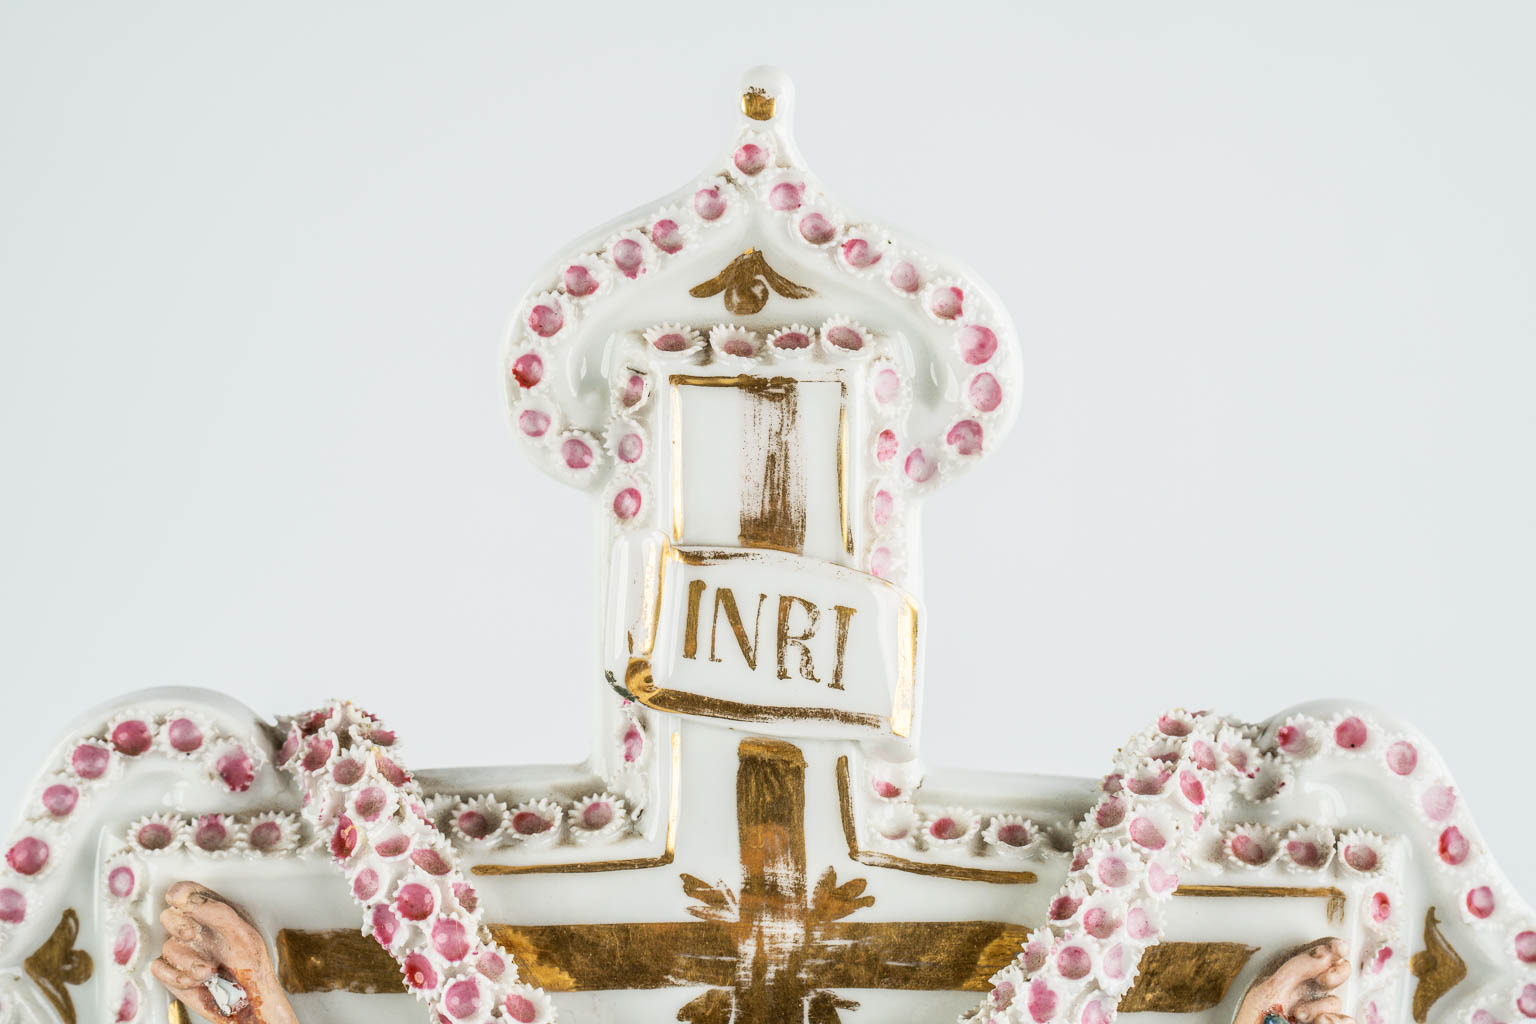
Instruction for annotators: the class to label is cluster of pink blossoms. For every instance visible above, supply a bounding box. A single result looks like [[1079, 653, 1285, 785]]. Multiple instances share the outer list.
[[276, 703, 555, 1024]]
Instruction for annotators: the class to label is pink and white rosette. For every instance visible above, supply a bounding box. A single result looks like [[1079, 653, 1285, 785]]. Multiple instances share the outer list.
[[0, 707, 268, 958], [962, 705, 1536, 1024], [502, 69, 1022, 521], [961, 711, 1257, 1023], [275, 702, 556, 1024]]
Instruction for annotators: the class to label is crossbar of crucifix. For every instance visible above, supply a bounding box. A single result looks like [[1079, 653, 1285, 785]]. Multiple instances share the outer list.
[[277, 739, 1262, 1020]]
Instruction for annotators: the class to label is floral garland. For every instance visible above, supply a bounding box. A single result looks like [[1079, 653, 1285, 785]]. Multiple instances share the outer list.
[[960, 710, 1251, 1024], [1, 694, 654, 1024], [0, 708, 267, 958], [273, 702, 556, 1024], [503, 89, 1020, 505], [858, 744, 1408, 1015], [92, 810, 306, 1024], [962, 709, 1536, 1024], [857, 755, 1063, 866], [5, 700, 1531, 1024]]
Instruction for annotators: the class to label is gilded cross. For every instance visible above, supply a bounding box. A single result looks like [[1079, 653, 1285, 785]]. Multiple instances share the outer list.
[[276, 740, 1259, 1021]]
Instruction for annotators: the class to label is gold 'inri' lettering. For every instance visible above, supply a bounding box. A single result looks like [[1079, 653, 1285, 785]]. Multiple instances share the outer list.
[[680, 583, 857, 691], [710, 588, 767, 670], [776, 595, 820, 682]]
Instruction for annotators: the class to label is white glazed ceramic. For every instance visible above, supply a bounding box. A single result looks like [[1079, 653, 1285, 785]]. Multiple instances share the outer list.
[[0, 68, 1531, 1024]]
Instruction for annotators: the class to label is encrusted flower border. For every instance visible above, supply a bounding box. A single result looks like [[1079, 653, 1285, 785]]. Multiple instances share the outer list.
[[503, 91, 1019, 499], [0, 709, 268, 956], [959, 709, 1536, 1024], [273, 702, 556, 1024], [1, 694, 660, 1024], [95, 812, 306, 1024], [7, 700, 1531, 1023], [592, 322, 930, 584]]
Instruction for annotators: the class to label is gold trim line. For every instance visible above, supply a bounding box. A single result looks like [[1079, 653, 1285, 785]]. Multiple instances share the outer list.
[[472, 732, 680, 876], [1172, 883, 1348, 925], [629, 656, 891, 732], [835, 755, 1037, 886]]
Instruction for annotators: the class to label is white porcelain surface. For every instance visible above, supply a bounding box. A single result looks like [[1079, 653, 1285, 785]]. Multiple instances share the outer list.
[[1, 68, 1531, 1024]]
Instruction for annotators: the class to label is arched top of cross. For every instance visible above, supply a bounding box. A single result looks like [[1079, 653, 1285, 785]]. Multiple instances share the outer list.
[[502, 66, 1023, 498]]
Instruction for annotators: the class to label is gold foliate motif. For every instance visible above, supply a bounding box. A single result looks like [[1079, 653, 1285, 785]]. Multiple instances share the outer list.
[[277, 740, 1268, 1018], [1410, 907, 1468, 1022], [23, 908, 93, 1024], [689, 250, 815, 316]]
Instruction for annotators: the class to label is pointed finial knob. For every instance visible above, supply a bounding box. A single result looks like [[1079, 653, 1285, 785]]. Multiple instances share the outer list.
[[739, 66, 794, 125]]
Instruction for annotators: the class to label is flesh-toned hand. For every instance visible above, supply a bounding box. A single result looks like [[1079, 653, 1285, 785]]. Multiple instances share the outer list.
[[1234, 937, 1353, 1024], [149, 881, 300, 1024]]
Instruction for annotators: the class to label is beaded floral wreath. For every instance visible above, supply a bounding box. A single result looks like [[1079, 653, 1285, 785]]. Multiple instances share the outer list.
[[501, 69, 1023, 542], [270, 703, 554, 1024], [3, 703, 1533, 1024], [0, 710, 267, 956], [958, 708, 1536, 1024], [0, 695, 661, 1024]]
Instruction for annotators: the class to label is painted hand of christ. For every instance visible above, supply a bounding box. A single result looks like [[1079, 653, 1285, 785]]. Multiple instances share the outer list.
[[1235, 937, 1353, 1024], [150, 882, 301, 1024]]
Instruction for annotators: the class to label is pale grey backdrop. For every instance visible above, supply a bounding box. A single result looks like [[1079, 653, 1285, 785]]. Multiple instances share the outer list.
[[2, 2, 1532, 896]]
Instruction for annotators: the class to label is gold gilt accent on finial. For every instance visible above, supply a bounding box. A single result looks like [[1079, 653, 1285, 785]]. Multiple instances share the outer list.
[[690, 249, 814, 315], [1410, 907, 1467, 1022], [23, 908, 94, 1024], [741, 87, 776, 121]]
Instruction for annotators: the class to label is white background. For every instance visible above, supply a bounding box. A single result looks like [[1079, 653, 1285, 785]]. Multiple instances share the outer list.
[[2, 2, 1532, 898]]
